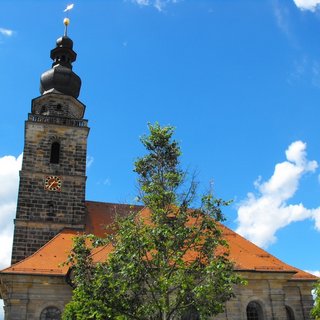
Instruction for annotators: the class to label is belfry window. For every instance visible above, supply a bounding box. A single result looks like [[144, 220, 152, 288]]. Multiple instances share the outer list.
[[247, 301, 263, 320], [40, 306, 61, 320], [50, 142, 60, 164]]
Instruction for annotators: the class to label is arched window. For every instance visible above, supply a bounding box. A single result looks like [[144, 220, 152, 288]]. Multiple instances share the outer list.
[[50, 142, 60, 164], [247, 301, 263, 320], [286, 306, 295, 320], [40, 306, 61, 320]]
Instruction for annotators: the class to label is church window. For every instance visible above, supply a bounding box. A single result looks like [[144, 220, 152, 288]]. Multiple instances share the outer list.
[[40, 306, 61, 320], [246, 301, 263, 320], [286, 306, 295, 320], [50, 142, 60, 164]]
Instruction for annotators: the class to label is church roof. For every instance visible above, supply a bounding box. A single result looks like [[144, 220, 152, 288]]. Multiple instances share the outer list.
[[1, 201, 317, 281]]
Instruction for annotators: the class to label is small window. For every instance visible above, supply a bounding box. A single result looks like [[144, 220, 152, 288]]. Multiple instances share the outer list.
[[247, 301, 263, 320], [286, 306, 295, 320], [40, 306, 61, 320], [50, 142, 60, 164], [40, 106, 48, 115]]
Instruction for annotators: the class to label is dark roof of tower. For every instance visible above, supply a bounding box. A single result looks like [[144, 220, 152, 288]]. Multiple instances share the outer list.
[[40, 30, 81, 98]]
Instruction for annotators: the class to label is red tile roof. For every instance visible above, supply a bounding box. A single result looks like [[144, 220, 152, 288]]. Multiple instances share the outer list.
[[1, 229, 78, 276], [85, 201, 143, 237], [1, 201, 317, 281]]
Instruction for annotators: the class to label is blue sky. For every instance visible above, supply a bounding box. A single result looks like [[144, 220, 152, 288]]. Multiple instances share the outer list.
[[1, 0, 320, 316]]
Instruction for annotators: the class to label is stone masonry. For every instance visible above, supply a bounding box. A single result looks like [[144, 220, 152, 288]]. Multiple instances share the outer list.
[[11, 93, 89, 264]]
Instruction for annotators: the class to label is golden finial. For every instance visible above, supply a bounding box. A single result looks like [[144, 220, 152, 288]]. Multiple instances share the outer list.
[[63, 17, 70, 36], [63, 4, 74, 36], [64, 17, 70, 26]]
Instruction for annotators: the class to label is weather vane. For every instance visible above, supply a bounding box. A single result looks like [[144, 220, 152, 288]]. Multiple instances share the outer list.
[[63, 3, 74, 36]]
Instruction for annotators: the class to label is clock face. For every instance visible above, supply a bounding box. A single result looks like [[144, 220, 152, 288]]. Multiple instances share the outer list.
[[44, 175, 62, 192]]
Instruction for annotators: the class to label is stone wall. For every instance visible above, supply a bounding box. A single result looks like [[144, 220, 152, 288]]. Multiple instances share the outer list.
[[214, 271, 315, 320], [0, 274, 72, 320], [0, 271, 315, 320]]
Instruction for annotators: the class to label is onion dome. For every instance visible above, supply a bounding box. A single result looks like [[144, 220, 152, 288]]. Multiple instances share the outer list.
[[40, 18, 81, 98]]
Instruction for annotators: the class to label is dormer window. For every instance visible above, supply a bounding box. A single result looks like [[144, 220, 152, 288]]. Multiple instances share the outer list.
[[50, 142, 60, 164]]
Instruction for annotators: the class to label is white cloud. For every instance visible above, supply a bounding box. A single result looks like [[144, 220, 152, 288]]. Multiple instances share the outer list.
[[0, 154, 22, 270], [274, 2, 291, 37], [0, 28, 13, 37], [272, 1, 299, 49], [131, 0, 180, 12], [305, 270, 320, 277], [86, 155, 94, 169], [287, 57, 320, 88], [293, 0, 320, 11], [236, 141, 320, 248], [134, 0, 149, 5]]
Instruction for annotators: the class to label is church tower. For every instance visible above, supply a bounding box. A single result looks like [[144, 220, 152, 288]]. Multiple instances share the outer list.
[[11, 20, 89, 264]]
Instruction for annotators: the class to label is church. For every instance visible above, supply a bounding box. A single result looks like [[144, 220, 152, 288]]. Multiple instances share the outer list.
[[0, 20, 317, 320]]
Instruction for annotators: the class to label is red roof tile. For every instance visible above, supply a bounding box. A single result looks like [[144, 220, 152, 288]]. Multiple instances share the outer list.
[[85, 201, 143, 237], [1, 202, 317, 281], [1, 229, 79, 275]]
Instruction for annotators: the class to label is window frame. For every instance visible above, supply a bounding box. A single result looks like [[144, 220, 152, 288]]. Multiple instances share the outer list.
[[246, 300, 264, 320], [50, 141, 60, 164], [39, 306, 61, 320]]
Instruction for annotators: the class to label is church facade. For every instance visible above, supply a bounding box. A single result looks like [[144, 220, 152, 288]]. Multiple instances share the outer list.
[[0, 26, 317, 320]]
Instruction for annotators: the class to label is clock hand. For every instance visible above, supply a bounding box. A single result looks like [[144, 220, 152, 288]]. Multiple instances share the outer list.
[[49, 181, 56, 188]]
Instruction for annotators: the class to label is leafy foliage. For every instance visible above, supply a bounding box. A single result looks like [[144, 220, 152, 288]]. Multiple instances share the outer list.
[[63, 123, 244, 320], [312, 282, 320, 319]]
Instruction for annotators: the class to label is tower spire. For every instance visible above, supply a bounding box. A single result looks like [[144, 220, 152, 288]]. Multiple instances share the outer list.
[[39, 16, 81, 98]]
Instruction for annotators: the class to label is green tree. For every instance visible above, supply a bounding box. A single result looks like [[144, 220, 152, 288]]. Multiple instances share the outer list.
[[63, 123, 244, 320], [312, 282, 320, 319]]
